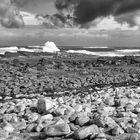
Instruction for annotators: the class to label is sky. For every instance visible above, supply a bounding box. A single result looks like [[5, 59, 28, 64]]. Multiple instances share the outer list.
[[1, 0, 140, 47], [20, 0, 57, 15]]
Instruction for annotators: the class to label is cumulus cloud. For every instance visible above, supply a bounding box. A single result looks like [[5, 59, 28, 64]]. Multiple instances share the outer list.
[[91, 16, 139, 31], [0, 0, 24, 28]]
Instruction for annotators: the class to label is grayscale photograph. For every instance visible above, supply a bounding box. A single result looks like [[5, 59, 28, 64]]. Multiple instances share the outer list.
[[0, 0, 140, 140]]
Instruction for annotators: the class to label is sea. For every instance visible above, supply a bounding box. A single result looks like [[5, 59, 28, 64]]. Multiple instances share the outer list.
[[0, 45, 140, 57], [60, 46, 140, 57]]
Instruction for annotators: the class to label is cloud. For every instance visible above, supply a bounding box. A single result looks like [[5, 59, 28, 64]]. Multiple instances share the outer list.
[[90, 16, 139, 31], [20, 11, 42, 25], [55, 0, 140, 24], [0, 0, 24, 28], [134, 10, 140, 26]]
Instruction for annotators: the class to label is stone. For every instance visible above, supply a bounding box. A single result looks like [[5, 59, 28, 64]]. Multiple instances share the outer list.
[[69, 113, 78, 122], [134, 107, 140, 113], [125, 103, 134, 112], [53, 106, 66, 116], [63, 105, 75, 117], [73, 104, 83, 113], [0, 129, 9, 139], [102, 107, 115, 116], [84, 107, 92, 115], [2, 121, 14, 133], [126, 127, 138, 133], [37, 98, 54, 114], [75, 115, 90, 126], [27, 113, 39, 123], [93, 114, 119, 128], [35, 124, 44, 132], [74, 124, 99, 140], [104, 97, 114, 106], [15, 103, 26, 113], [40, 114, 53, 123], [131, 118, 137, 124], [91, 132, 106, 140], [26, 123, 37, 132], [96, 133, 106, 138], [69, 123, 80, 131], [111, 126, 124, 136], [3, 114, 13, 122], [57, 97, 64, 104], [44, 119, 71, 136], [13, 120, 27, 131], [127, 133, 140, 140]]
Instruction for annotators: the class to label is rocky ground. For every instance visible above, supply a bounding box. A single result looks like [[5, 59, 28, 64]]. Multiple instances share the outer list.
[[1, 53, 140, 139]]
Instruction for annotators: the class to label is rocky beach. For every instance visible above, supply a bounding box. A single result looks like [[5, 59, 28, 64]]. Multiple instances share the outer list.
[[0, 52, 140, 140]]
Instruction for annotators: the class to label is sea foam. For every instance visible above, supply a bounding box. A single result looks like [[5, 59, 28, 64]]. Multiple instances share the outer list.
[[116, 49, 140, 53], [67, 50, 124, 57], [0, 41, 60, 55]]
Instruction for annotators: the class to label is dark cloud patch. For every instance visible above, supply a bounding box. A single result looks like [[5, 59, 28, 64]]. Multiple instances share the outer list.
[[55, 0, 140, 25], [115, 12, 137, 26]]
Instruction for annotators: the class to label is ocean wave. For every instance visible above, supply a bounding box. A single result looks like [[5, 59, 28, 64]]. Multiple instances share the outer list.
[[0, 41, 60, 55], [0, 47, 18, 54], [116, 49, 140, 53], [18, 48, 41, 52], [67, 50, 124, 57]]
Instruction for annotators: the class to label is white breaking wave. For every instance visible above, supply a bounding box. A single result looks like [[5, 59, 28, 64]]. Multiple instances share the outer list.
[[18, 48, 41, 52], [0, 41, 60, 55], [0, 47, 18, 54], [67, 50, 124, 57], [42, 41, 60, 53], [116, 49, 140, 53]]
